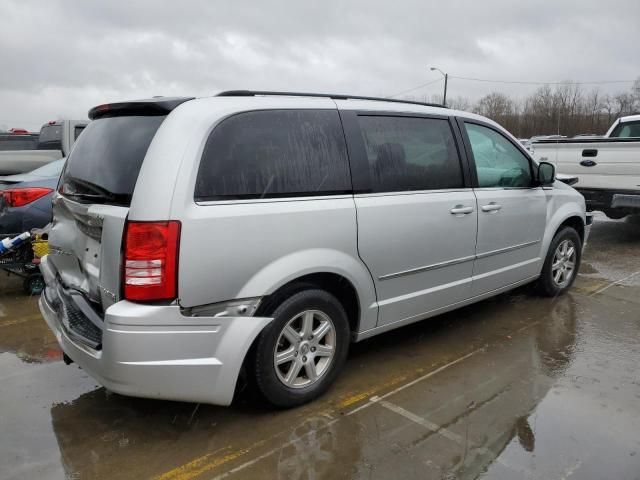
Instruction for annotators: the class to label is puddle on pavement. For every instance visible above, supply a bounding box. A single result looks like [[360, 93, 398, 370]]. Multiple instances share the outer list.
[[581, 216, 640, 286], [0, 275, 62, 363], [1, 218, 640, 480], [233, 294, 640, 480], [2, 289, 638, 480]]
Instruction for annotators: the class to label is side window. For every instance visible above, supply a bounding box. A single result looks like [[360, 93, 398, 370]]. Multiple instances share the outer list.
[[356, 116, 464, 193], [464, 123, 532, 188], [74, 125, 86, 140], [195, 110, 351, 200], [610, 121, 640, 138]]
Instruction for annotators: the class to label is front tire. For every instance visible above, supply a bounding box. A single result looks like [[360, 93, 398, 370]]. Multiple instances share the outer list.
[[536, 227, 581, 297], [253, 289, 350, 408]]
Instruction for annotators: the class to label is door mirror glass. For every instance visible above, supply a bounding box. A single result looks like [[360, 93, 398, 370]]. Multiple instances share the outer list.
[[538, 162, 556, 186]]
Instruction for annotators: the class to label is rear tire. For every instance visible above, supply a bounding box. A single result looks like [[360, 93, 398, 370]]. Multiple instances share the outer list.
[[253, 289, 350, 408], [536, 227, 581, 297]]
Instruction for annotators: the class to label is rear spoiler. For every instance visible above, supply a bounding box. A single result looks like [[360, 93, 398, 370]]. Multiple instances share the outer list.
[[88, 97, 195, 120]]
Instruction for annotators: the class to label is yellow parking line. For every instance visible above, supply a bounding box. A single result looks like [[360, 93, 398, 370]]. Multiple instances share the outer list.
[[152, 447, 248, 480], [0, 318, 31, 328], [336, 373, 411, 409], [151, 376, 410, 480], [154, 318, 546, 480], [152, 354, 477, 480]]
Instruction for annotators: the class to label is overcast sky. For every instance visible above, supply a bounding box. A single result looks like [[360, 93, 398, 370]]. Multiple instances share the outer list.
[[1, 0, 638, 130]]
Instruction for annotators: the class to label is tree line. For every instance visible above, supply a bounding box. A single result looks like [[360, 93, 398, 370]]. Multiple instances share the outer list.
[[409, 78, 640, 138]]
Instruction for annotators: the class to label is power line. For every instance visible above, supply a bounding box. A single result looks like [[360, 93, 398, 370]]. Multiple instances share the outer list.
[[449, 76, 636, 86], [387, 77, 443, 98]]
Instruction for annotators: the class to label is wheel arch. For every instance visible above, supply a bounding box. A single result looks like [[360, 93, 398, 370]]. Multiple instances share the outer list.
[[540, 203, 586, 264], [255, 272, 361, 336], [556, 215, 585, 244], [235, 248, 378, 337]]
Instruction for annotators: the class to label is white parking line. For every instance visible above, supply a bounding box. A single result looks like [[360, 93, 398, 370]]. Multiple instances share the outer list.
[[371, 397, 535, 477], [210, 347, 486, 480], [346, 346, 486, 417], [211, 415, 340, 480], [589, 270, 640, 297]]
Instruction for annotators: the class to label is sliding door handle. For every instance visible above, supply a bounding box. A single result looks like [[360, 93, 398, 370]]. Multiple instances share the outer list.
[[481, 203, 502, 212], [450, 205, 474, 215]]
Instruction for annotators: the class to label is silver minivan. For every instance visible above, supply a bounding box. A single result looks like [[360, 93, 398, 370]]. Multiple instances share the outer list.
[[39, 91, 589, 407]]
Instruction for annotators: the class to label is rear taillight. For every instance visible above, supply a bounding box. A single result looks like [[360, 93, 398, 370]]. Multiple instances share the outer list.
[[1, 187, 53, 207], [123, 221, 180, 302]]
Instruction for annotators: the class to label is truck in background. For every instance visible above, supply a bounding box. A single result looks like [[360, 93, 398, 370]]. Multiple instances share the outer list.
[[531, 114, 640, 219], [0, 132, 39, 151], [0, 120, 87, 175]]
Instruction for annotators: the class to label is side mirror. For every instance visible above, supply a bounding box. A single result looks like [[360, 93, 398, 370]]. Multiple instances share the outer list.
[[537, 161, 555, 186]]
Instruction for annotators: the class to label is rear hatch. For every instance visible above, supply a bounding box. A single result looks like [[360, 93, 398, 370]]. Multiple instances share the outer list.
[[47, 98, 192, 334]]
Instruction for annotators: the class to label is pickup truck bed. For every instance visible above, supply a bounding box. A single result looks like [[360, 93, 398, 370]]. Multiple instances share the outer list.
[[0, 149, 63, 175], [0, 120, 87, 175], [532, 137, 640, 218]]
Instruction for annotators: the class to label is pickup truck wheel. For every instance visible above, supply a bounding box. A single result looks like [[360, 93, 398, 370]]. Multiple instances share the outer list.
[[603, 209, 627, 220], [253, 289, 350, 408], [536, 227, 581, 297]]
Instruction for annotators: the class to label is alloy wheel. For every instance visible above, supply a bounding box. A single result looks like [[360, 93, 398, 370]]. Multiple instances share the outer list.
[[551, 239, 576, 288], [273, 310, 336, 388]]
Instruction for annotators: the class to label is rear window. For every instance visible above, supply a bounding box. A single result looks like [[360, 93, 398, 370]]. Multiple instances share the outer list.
[[61, 116, 164, 205], [195, 110, 351, 201], [38, 124, 63, 150]]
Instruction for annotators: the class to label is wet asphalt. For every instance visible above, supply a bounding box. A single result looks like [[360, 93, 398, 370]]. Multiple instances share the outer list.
[[1, 214, 639, 480]]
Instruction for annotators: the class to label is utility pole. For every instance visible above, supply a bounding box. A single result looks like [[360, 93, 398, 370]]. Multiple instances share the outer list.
[[430, 67, 448, 107], [443, 73, 448, 107]]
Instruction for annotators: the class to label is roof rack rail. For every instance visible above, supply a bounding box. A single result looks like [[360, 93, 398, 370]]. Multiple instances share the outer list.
[[216, 90, 447, 109]]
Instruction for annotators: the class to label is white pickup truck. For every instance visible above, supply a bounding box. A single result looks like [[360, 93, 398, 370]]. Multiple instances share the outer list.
[[0, 120, 87, 175], [531, 114, 640, 219]]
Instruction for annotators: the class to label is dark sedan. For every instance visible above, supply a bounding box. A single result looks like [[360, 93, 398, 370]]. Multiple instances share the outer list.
[[0, 158, 65, 238]]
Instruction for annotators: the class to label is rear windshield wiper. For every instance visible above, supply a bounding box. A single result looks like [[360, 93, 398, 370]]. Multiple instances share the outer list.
[[62, 178, 125, 204]]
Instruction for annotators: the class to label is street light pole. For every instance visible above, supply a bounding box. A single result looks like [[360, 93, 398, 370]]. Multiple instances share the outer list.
[[430, 67, 448, 107], [443, 73, 448, 107]]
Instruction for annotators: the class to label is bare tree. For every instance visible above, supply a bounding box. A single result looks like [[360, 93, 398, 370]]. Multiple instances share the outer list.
[[446, 96, 472, 111], [399, 78, 640, 137]]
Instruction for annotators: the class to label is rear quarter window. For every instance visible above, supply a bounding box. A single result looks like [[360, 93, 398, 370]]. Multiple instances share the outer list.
[[195, 109, 351, 200]]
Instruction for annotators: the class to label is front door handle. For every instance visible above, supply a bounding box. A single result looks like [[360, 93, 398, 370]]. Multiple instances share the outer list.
[[450, 205, 474, 215], [481, 203, 502, 213]]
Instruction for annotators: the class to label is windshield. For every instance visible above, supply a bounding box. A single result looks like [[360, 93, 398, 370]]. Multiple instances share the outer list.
[[60, 116, 165, 205]]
